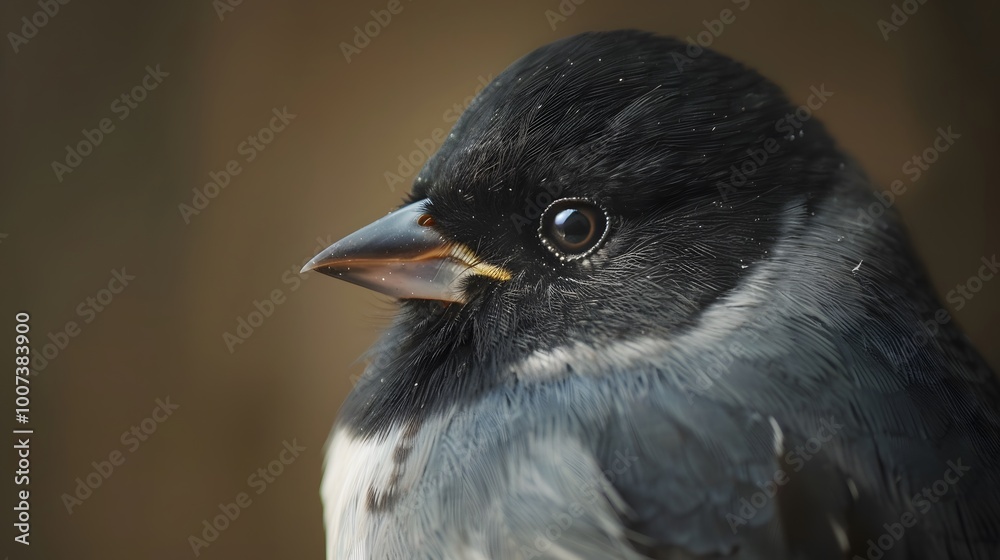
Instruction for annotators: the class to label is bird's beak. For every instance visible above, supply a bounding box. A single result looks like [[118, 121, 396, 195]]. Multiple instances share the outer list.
[[301, 200, 511, 303]]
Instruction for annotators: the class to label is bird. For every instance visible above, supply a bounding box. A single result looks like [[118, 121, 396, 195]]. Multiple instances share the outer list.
[[301, 30, 1000, 559]]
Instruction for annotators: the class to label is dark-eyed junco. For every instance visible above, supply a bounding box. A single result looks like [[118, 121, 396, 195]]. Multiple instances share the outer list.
[[302, 30, 1000, 559]]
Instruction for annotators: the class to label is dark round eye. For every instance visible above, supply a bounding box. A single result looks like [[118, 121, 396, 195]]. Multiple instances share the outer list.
[[539, 198, 609, 260]]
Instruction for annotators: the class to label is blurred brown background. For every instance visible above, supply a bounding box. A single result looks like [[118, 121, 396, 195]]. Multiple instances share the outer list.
[[1, 0, 998, 558]]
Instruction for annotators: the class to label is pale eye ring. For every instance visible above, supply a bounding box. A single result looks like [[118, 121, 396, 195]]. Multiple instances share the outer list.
[[538, 198, 609, 260]]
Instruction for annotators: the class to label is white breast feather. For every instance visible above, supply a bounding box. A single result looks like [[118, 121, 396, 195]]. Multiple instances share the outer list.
[[321, 427, 402, 560]]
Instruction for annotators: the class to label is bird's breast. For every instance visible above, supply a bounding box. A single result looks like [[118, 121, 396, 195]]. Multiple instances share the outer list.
[[321, 418, 435, 560], [322, 427, 402, 559]]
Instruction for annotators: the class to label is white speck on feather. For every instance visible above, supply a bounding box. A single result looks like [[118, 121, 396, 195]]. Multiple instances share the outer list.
[[768, 416, 784, 456], [847, 478, 859, 501], [829, 515, 851, 552]]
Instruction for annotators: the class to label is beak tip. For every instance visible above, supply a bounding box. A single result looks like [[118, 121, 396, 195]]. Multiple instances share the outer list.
[[300, 260, 319, 274]]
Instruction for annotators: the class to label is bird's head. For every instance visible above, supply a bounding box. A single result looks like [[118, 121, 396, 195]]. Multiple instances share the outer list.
[[304, 30, 841, 401]]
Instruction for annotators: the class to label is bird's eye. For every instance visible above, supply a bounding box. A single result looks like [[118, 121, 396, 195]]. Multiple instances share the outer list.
[[538, 198, 609, 260]]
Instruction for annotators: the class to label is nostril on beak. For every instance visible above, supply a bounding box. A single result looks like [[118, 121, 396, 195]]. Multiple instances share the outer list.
[[417, 214, 436, 227]]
